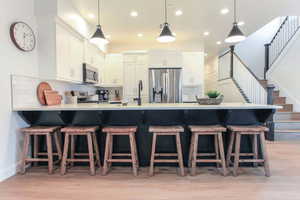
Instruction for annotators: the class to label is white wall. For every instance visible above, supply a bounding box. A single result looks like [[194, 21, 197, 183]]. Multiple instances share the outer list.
[[0, 0, 38, 181], [268, 29, 300, 111], [235, 17, 283, 79], [204, 56, 219, 93], [218, 79, 246, 103]]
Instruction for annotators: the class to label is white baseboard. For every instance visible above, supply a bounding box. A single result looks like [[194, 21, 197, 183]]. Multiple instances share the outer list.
[[0, 161, 22, 182]]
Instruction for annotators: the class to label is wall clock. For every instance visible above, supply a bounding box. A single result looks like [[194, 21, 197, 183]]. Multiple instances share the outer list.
[[10, 22, 36, 52]]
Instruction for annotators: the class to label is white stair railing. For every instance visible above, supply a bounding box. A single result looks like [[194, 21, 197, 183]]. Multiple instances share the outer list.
[[233, 54, 267, 104]]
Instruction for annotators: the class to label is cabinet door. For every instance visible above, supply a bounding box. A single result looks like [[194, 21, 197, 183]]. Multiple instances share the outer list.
[[103, 54, 123, 85], [123, 62, 137, 101], [182, 52, 204, 86], [69, 35, 84, 82], [56, 25, 71, 80]]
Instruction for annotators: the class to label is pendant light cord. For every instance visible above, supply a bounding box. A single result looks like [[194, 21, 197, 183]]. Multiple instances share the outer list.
[[98, 0, 100, 25], [165, 0, 167, 23], [234, 0, 237, 23]]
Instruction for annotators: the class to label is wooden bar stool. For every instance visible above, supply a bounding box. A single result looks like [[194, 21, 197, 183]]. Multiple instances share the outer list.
[[188, 125, 227, 176], [102, 126, 139, 176], [20, 126, 62, 174], [226, 125, 270, 177], [148, 126, 185, 176], [60, 126, 100, 175]]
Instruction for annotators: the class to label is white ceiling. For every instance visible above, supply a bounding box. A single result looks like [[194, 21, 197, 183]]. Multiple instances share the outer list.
[[72, 0, 300, 58]]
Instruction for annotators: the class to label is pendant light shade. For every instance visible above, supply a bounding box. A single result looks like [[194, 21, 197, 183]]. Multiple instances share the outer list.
[[157, 0, 175, 43], [225, 22, 246, 43], [157, 23, 175, 43], [90, 0, 109, 45], [90, 25, 109, 45], [225, 0, 245, 43]]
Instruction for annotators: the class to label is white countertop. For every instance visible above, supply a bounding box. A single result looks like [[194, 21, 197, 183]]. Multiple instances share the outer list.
[[13, 103, 281, 111]]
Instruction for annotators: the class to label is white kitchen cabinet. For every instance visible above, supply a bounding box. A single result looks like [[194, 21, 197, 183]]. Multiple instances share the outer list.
[[123, 53, 149, 102], [148, 50, 183, 67], [38, 18, 85, 83], [101, 54, 123, 86]]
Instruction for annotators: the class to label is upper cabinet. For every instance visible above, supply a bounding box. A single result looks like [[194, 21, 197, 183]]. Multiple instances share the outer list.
[[148, 50, 183, 67], [101, 54, 123, 87]]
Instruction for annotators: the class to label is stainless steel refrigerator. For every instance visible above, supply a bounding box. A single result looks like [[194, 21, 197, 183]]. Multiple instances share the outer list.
[[149, 68, 182, 103]]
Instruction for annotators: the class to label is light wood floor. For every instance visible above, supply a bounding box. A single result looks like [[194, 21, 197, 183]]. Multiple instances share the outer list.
[[1, 141, 300, 200]]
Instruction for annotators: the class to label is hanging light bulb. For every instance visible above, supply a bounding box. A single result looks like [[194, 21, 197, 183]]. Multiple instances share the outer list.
[[90, 0, 109, 45], [225, 0, 246, 43], [157, 0, 175, 43]]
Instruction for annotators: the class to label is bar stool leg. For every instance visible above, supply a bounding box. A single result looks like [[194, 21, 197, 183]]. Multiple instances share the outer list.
[[217, 132, 227, 176], [252, 134, 258, 167], [108, 134, 113, 169], [129, 133, 138, 176], [70, 135, 76, 167], [149, 133, 157, 176], [61, 133, 70, 175], [54, 132, 62, 161], [226, 132, 235, 167], [188, 133, 195, 168], [191, 133, 199, 176], [132, 134, 139, 168], [87, 133, 96, 175], [46, 133, 53, 174], [102, 133, 111, 175], [33, 135, 39, 167], [175, 133, 185, 176], [233, 133, 241, 177], [259, 132, 271, 177], [214, 134, 220, 168], [92, 133, 101, 168], [20, 133, 30, 174]]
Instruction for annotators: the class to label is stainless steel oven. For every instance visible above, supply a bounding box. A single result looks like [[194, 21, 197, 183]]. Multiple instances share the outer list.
[[83, 63, 99, 84]]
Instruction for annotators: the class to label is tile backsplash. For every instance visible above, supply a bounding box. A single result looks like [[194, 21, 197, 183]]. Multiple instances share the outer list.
[[11, 75, 97, 109]]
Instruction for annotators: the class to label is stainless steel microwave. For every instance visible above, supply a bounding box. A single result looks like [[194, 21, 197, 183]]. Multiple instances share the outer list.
[[83, 63, 99, 84]]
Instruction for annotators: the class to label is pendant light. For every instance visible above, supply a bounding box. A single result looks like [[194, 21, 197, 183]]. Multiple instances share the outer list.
[[157, 0, 175, 43], [90, 0, 109, 45], [225, 0, 246, 43]]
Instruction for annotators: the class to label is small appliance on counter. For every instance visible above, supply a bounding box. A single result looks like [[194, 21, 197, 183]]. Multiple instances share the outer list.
[[96, 89, 110, 102], [83, 63, 99, 84]]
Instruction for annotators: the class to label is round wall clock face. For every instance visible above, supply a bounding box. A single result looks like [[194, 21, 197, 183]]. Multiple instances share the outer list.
[[10, 22, 36, 52]]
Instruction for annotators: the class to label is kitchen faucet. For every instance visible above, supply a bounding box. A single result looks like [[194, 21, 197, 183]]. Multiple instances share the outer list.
[[134, 80, 143, 106]]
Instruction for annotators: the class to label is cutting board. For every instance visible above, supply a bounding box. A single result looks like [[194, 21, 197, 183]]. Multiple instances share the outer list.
[[37, 82, 52, 105], [44, 90, 62, 106]]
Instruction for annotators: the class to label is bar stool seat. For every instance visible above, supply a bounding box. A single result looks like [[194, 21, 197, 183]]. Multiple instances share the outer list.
[[61, 126, 100, 175], [20, 126, 62, 174], [227, 125, 269, 132], [61, 126, 98, 133], [188, 125, 227, 176], [102, 126, 139, 176], [149, 126, 185, 176], [226, 125, 270, 177]]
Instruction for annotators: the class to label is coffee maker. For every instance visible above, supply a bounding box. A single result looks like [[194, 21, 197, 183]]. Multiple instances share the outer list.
[[96, 89, 109, 102]]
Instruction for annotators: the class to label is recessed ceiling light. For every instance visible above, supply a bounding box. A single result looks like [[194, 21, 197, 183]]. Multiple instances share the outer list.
[[130, 11, 138, 17], [216, 41, 222, 45], [238, 21, 245, 26], [203, 31, 210, 36], [88, 13, 95, 19], [175, 10, 183, 16], [137, 33, 143, 37], [220, 8, 229, 15]]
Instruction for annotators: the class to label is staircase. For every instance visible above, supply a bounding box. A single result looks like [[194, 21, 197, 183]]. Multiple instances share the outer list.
[[259, 80, 300, 140]]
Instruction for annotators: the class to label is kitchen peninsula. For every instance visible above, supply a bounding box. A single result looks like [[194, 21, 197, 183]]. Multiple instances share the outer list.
[[14, 103, 279, 166]]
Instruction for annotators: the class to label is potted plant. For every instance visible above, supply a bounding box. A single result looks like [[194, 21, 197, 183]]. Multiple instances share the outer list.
[[206, 90, 221, 99]]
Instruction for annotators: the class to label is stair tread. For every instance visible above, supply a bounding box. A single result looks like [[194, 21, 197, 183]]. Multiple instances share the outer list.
[[275, 120, 300, 123], [275, 129, 300, 133]]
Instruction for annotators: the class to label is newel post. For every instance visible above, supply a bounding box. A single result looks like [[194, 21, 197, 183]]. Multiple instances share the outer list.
[[266, 84, 275, 105], [264, 44, 270, 80], [230, 45, 235, 78]]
